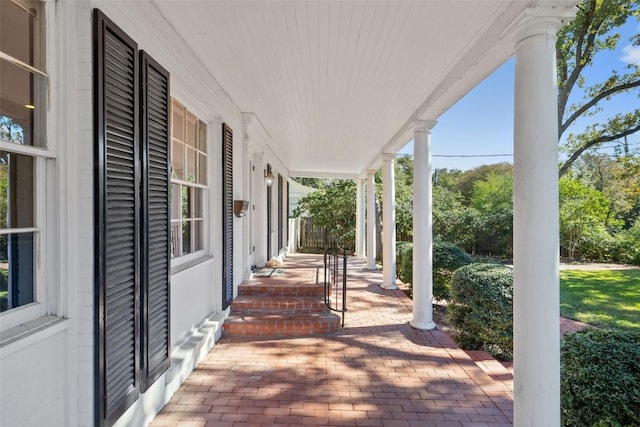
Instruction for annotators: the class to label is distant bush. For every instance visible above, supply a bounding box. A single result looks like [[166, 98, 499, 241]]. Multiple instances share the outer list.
[[447, 263, 513, 360], [395, 241, 412, 280], [399, 242, 473, 300], [432, 242, 473, 300], [613, 218, 640, 266], [561, 329, 640, 427]]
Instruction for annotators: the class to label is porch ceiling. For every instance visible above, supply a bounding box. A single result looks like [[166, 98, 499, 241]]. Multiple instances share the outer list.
[[153, 0, 566, 178]]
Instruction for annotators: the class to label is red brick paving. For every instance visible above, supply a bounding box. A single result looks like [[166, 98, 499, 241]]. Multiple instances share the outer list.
[[150, 254, 513, 427]]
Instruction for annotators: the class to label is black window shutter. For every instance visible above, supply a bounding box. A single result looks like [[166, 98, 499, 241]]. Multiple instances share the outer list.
[[278, 174, 283, 251], [222, 124, 234, 310], [139, 51, 171, 390], [266, 165, 272, 260], [286, 180, 290, 245], [94, 9, 140, 425]]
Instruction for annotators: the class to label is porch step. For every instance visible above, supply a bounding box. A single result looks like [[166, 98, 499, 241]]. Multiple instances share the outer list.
[[231, 296, 326, 316], [238, 282, 325, 297], [223, 312, 341, 337], [224, 278, 340, 338]]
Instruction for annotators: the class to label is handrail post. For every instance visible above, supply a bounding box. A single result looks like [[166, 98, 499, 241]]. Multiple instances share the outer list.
[[342, 249, 347, 327]]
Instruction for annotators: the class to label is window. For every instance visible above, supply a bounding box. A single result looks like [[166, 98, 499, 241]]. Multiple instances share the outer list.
[[170, 99, 207, 258], [0, 0, 47, 315]]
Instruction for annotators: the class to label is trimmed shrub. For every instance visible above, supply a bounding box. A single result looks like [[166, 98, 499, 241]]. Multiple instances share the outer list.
[[561, 329, 640, 427], [447, 263, 513, 360], [399, 242, 473, 300], [432, 242, 473, 300], [395, 241, 412, 279]]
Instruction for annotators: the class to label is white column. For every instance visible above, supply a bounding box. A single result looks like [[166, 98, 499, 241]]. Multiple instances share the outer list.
[[410, 120, 436, 330], [366, 169, 377, 270], [512, 8, 574, 426], [355, 178, 366, 257], [381, 154, 397, 289]]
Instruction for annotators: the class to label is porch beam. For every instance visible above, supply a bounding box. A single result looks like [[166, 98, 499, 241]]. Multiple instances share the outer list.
[[366, 169, 377, 270], [512, 7, 575, 426], [410, 120, 437, 330], [381, 154, 397, 289]]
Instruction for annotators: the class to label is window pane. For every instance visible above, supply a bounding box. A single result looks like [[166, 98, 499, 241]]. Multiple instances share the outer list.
[[171, 140, 184, 180], [193, 220, 203, 252], [182, 220, 191, 254], [197, 120, 207, 153], [0, 151, 34, 228], [0, 60, 47, 147], [0, 1, 35, 66], [186, 112, 197, 148], [0, 232, 35, 312], [193, 188, 203, 218], [198, 153, 207, 185], [171, 101, 184, 142], [181, 186, 191, 219], [170, 222, 179, 258], [186, 147, 196, 182], [171, 183, 180, 220]]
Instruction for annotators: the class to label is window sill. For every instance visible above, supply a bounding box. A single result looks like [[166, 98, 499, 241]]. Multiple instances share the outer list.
[[171, 254, 213, 275], [0, 315, 70, 358]]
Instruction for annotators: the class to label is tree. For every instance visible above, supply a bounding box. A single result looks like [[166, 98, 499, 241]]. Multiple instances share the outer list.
[[557, 0, 640, 176], [293, 179, 356, 250], [470, 172, 514, 256], [559, 177, 618, 259]]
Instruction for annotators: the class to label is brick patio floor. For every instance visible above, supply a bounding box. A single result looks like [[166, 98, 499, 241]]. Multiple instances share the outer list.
[[150, 254, 513, 427]]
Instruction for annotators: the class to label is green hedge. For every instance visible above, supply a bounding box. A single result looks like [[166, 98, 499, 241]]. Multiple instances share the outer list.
[[399, 242, 472, 300], [395, 241, 413, 279], [561, 329, 640, 427], [447, 263, 513, 360]]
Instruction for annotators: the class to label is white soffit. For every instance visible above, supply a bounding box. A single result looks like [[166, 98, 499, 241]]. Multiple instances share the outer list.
[[153, 0, 559, 177]]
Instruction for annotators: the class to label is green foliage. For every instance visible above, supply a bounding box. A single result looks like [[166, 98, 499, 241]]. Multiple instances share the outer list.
[[560, 269, 640, 331], [394, 155, 415, 241], [399, 243, 414, 291], [561, 329, 640, 427], [557, 0, 640, 176], [447, 264, 513, 360], [614, 218, 640, 265], [399, 242, 472, 300], [293, 179, 356, 249], [395, 241, 412, 280], [432, 186, 479, 251], [432, 242, 473, 300], [559, 177, 620, 259]]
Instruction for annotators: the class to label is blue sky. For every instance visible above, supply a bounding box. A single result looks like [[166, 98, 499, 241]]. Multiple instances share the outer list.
[[398, 17, 640, 171]]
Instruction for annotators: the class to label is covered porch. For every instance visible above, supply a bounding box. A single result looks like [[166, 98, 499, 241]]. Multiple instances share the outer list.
[[150, 253, 514, 427]]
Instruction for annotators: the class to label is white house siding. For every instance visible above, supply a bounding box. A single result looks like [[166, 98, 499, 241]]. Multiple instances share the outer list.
[[0, 332, 68, 426], [1, 0, 262, 426]]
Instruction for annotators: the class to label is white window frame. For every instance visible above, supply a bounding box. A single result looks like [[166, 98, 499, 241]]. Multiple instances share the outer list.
[[0, 0, 55, 332], [170, 98, 209, 270]]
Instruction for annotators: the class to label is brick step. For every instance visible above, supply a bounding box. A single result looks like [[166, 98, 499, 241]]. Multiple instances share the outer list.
[[238, 282, 325, 297], [223, 312, 341, 337], [231, 296, 327, 316]]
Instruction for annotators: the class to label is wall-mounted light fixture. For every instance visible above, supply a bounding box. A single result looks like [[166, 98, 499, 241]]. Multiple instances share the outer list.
[[264, 166, 274, 187], [234, 200, 250, 217]]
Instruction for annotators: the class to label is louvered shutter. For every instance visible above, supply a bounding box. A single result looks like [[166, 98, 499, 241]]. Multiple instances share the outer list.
[[286, 180, 290, 245], [140, 51, 171, 390], [94, 9, 140, 425], [278, 174, 283, 251], [266, 164, 272, 260], [222, 124, 234, 309]]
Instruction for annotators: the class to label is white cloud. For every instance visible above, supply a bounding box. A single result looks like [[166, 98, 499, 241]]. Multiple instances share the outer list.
[[621, 44, 640, 65]]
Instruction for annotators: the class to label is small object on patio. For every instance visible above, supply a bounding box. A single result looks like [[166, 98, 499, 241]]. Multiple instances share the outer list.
[[251, 267, 285, 277]]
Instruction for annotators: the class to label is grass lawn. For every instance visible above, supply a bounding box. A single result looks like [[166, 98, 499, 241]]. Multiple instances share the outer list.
[[560, 269, 640, 331]]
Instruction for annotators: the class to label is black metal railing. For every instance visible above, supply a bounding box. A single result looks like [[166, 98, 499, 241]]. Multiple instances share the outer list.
[[323, 227, 347, 327]]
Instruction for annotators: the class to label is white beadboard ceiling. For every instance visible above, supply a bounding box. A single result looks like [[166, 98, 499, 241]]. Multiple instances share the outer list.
[[153, 0, 573, 178]]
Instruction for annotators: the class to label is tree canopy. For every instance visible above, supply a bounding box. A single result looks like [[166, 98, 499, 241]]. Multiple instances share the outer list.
[[557, 0, 640, 176]]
